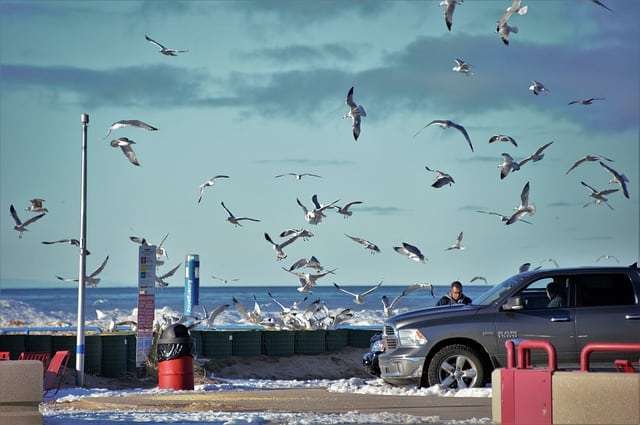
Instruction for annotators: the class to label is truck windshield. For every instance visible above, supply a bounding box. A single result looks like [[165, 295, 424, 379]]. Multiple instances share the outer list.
[[473, 275, 525, 305]]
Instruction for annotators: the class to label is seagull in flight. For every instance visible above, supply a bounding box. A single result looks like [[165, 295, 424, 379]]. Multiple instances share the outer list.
[[581, 181, 618, 210], [506, 182, 535, 225], [497, 0, 528, 45], [26, 198, 48, 213], [285, 268, 337, 293], [145, 34, 188, 56], [211, 275, 240, 284], [103, 120, 157, 140], [519, 142, 553, 166], [588, 0, 613, 12], [110, 137, 140, 166], [333, 201, 363, 218], [394, 242, 426, 263], [233, 296, 262, 324], [568, 97, 605, 106], [529, 81, 550, 95], [345, 234, 381, 254], [344, 86, 367, 141], [470, 276, 488, 284], [129, 236, 149, 246], [565, 154, 613, 175], [452, 58, 472, 75], [499, 153, 521, 180], [156, 264, 180, 288], [275, 173, 322, 180], [221, 202, 260, 227], [198, 175, 229, 204], [57, 256, 109, 287], [42, 239, 90, 255], [440, 0, 463, 31], [599, 162, 630, 199], [489, 135, 517, 147], [381, 283, 434, 317], [334, 281, 382, 305], [425, 166, 455, 188], [280, 228, 314, 240], [475, 209, 533, 225], [414, 120, 474, 152], [297, 195, 339, 225], [288, 256, 324, 272], [264, 232, 302, 261], [201, 304, 230, 327], [9, 205, 45, 238], [596, 254, 620, 263], [446, 232, 465, 251]]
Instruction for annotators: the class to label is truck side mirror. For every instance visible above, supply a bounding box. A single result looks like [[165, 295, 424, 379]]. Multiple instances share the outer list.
[[502, 296, 524, 311]]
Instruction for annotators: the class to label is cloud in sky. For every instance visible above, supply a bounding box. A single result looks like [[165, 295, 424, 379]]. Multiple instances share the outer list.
[[457, 204, 488, 211], [358, 206, 405, 216], [239, 43, 362, 65], [255, 158, 355, 167], [547, 201, 582, 208]]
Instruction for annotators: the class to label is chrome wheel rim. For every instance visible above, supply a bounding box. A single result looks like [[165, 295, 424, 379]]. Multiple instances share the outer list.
[[438, 354, 478, 389]]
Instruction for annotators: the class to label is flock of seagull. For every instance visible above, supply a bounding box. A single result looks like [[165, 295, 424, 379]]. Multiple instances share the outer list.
[[7, 0, 632, 331]]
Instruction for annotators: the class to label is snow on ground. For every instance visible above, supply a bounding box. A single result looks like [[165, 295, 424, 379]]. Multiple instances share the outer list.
[[326, 377, 492, 398], [42, 406, 492, 425]]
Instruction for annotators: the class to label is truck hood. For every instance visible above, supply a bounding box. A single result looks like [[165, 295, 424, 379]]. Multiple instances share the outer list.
[[386, 304, 481, 329]]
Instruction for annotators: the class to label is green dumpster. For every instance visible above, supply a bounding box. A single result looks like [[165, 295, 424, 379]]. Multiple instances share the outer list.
[[348, 329, 380, 348], [125, 334, 137, 372], [325, 329, 349, 352], [52, 335, 76, 366], [85, 335, 102, 375], [1, 334, 25, 360], [262, 331, 295, 356], [101, 335, 127, 378], [295, 330, 326, 355], [231, 331, 262, 357], [26, 334, 52, 355], [202, 331, 233, 358]]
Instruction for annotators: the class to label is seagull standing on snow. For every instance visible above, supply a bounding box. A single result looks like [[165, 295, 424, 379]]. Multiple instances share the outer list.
[[156, 264, 180, 288], [110, 137, 140, 166], [344, 87, 367, 141], [275, 173, 322, 180], [221, 202, 260, 227], [145, 34, 188, 56], [425, 166, 455, 188], [565, 154, 614, 175], [345, 234, 381, 254], [599, 162, 630, 199], [198, 175, 229, 204], [581, 181, 618, 210], [394, 242, 427, 263], [26, 199, 48, 213], [506, 182, 535, 225], [568, 97, 605, 106], [413, 120, 474, 152], [440, 0, 463, 31], [497, 0, 528, 45], [529, 81, 550, 95], [334, 281, 382, 305], [452, 58, 472, 75], [9, 205, 45, 238], [489, 135, 518, 147], [333, 201, 363, 218], [103, 119, 157, 140], [446, 232, 465, 251]]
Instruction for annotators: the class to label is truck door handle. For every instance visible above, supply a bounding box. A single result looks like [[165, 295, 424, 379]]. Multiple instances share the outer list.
[[625, 315, 640, 320], [550, 317, 570, 322]]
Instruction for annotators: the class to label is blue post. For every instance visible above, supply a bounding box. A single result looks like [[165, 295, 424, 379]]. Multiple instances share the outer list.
[[184, 254, 200, 316]]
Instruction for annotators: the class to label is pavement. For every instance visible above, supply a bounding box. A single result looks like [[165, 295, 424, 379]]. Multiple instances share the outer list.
[[48, 388, 492, 421]]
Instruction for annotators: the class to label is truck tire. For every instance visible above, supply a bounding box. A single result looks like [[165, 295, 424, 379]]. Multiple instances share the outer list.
[[426, 344, 485, 389]]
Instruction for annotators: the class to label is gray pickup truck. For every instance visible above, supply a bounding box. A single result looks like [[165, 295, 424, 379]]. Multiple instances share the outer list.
[[378, 264, 640, 389]]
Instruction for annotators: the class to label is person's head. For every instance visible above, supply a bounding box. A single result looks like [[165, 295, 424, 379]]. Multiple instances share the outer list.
[[450, 281, 463, 300], [546, 281, 561, 300]]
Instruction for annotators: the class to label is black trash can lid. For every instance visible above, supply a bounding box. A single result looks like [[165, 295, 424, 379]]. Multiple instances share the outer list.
[[158, 323, 192, 344]]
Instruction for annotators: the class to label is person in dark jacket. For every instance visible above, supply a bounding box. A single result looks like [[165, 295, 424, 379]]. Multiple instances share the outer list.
[[546, 281, 565, 308], [436, 281, 472, 306]]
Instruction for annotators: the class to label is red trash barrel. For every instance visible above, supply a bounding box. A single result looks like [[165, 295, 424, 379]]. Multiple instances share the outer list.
[[157, 323, 195, 390]]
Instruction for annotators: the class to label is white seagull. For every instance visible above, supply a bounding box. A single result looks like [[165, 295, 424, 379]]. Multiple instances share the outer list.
[[596, 254, 620, 263], [145, 34, 188, 56], [475, 209, 533, 225], [440, 0, 463, 31], [519, 142, 554, 166], [497, 0, 528, 45], [334, 281, 382, 305], [110, 137, 140, 166], [506, 182, 535, 225], [394, 242, 427, 263], [565, 154, 614, 175], [529, 81, 550, 95], [264, 232, 302, 261], [42, 239, 90, 255], [345, 234, 381, 254], [233, 296, 262, 324], [155, 233, 169, 266], [568, 97, 605, 106], [452, 58, 472, 75], [297, 195, 339, 225], [470, 276, 488, 284], [499, 153, 521, 180], [198, 175, 229, 204], [201, 304, 230, 327], [156, 264, 181, 288], [489, 134, 518, 147], [288, 256, 324, 272], [212, 275, 240, 284], [26, 198, 48, 213], [344, 86, 367, 141], [599, 162, 630, 199], [57, 256, 109, 287], [285, 268, 337, 293], [103, 119, 157, 140], [446, 232, 465, 251], [413, 119, 474, 152], [425, 166, 455, 188], [581, 181, 618, 210], [275, 173, 322, 180], [382, 283, 435, 317], [221, 201, 260, 227], [9, 205, 45, 238], [280, 228, 314, 240], [333, 201, 363, 218]]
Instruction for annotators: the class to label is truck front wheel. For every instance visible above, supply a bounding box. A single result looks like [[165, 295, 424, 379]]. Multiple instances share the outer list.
[[426, 344, 485, 389]]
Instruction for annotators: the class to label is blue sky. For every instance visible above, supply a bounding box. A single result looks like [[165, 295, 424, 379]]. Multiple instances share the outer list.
[[1, 0, 638, 288]]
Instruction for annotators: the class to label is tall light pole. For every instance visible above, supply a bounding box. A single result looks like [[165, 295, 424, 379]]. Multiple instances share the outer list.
[[76, 113, 89, 386]]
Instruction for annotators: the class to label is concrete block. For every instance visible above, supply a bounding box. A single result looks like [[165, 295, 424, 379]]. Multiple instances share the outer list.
[[491, 368, 502, 424], [552, 371, 640, 424], [0, 360, 43, 425]]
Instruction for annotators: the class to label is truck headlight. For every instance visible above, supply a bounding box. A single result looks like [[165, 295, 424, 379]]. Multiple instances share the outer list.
[[398, 329, 428, 346], [370, 339, 385, 353]]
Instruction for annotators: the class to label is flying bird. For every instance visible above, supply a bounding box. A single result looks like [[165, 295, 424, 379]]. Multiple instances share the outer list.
[[279, 229, 314, 240], [394, 242, 426, 263], [519, 142, 554, 166], [470, 276, 488, 284], [221, 202, 260, 227], [198, 175, 229, 204], [333, 201, 363, 218], [42, 239, 90, 255], [529, 81, 550, 95], [264, 232, 302, 261], [57, 256, 109, 287], [452, 58, 472, 75], [344, 87, 367, 141], [506, 182, 535, 225], [475, 209, 533, 225], [288, 256, 323, 272], [425, 166, 455, 188], [145, 34, 188, 56], [588, 0, 613, 12], [9, 205, 45, 238], [497, 0, 528, 45], [413, 120, 473, 152], [581, 181, 618, 210], [110, 137, 140, 166], [334, 281, 382, 305], [440, 0, 463, 31], [345, 234, 381, 254], [446, 232, 465, 251], [201, 304, 230, 327], [499, 153, 521, 180], [275, 173, 322, 180], [489, 135, 517, 147], [233, 296, 262, 324], [129, 236, 148, 246], [211, 275, 240, 284], [103, 120, 157, 140], [297, 195, 339, 225], [568, 97, 605, 106], [599, 162, 630, 199], [156, 264, 181, 288], [285, 268, 337, 293], [381, 283, 435, 317], [565, 154, 614, 175], [596, 254, 620, 263], [26, 198, 48, 213], [519, 262, 533, 273]]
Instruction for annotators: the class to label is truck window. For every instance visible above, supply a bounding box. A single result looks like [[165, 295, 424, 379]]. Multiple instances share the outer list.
[[573, 274, 636, 307], [518, 276, 568, 309]]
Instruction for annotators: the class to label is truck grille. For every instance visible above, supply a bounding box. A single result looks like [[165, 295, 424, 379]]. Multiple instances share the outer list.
[[384, 325, 397, 350], [384, 325, 395, 336]]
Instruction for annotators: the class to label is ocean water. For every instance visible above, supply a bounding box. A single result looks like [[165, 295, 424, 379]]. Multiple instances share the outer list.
[[0, 284, 493, 329]]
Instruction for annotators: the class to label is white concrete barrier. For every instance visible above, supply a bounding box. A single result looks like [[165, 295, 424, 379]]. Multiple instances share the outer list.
[[0, 360, 43, 425]]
